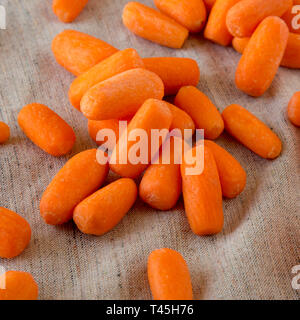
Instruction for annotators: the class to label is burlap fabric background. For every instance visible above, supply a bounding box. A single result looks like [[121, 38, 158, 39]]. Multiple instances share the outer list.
[[0, 0, 299, 300]]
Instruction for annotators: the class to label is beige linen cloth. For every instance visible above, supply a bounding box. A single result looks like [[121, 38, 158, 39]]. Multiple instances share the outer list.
[[0, 0, 299, 300]]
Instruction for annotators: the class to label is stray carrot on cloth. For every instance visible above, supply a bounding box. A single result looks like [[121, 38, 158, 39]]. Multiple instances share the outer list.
[[0, 207, 31, 259], [143, 57, 200, 96], [18, 103, 76, 157], [235, 17, 289, 97], [52, 0, 89, 23], [222, 104, 282, 159], [40, 149, 109, 225], [73, 178, 137, 236], [154, 0, 207, 33], [148, 248, 193, 300], [0, 121, 10, 144], [287, 92, 300, 126], [0, 271, 38, 300], [80, 68, 164, 120], [52, 30, 118, 76], [122, 2, 189, 48]]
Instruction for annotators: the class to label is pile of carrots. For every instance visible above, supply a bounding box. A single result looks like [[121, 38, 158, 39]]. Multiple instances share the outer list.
[[0, 0, 299, 300]]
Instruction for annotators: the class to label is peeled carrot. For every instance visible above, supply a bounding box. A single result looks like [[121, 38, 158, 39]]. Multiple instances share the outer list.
[[0, 121, 10, 144], [154, 0, 207, 33], [52, 30, 118, 76], [69, 49, 144, 110], [143, 57, 200, 96], [18, 103, 75, 157], [227, 0, 293, 38], [282, 0, 300, 35], [0, 207, 31, 259], [88, 119, 128, 149], [148, 248, 193, 300], [203, 0, 216, 11], [233, 33, 300, 69], [174, 86, 224, 140], [122, 2, 189, 49], [0, 271, 38, 300], [80, 68, 164, 120], [181, 145, 224, 236], [204, 0, 241, 46], [287, 92, 300, 126], [235, 17, 289, 97], [40, 149, 109, 225], [168, 103, 195, 136], [204, 141, 246, 198], [52, 0, 89, 23], [73, 178, 137, 236], [139, 137, 182, 211], [222, 104, 282, 159], [109, 99, 173, 179]]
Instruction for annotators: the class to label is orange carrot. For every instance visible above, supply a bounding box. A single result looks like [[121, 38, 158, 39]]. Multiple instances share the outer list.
[[40, 149, 109, 225], [287, 91, 300, 126], [80, 68, 164, 120], [69, 49, 144, 110], [148, 248, 193, 300], [18, 103, 76, 157], [167, 103, 195, 136], [139, 137, 182, 210], [143, 57, 200, 96], [222, 104, 282, 159], [282, 1, 300, 35], [88, 119, 130, 149], [0, 271, 38, 300], [227, 0, 293, 38], [110, 99, 173, 179], [122, 2, 189, 49], [204, 141, 246, 198], [154, 0, 207, 33], [0, 121, 10, 144], [0, 207, 31, 259], [235, 17, 289, 97], [204, 0, 241, 46], [174, 86, 224, 140], [52, 0, 89, 23], [181, 145, 224, 236], [232, 36, 250, 54], [73, 178, 137, 235], [203, 0, 216, 11], [52, 30, 118, 76]]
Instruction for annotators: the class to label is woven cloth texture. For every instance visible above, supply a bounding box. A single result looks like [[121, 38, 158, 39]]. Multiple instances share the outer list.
[[0, 0, 299, 300]]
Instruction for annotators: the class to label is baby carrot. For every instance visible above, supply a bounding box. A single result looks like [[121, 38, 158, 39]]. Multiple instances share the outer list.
[[168, 103, 196, 136], [0, 121, 10, 144], [148, 248, 193, 300], [154, 0, 207, 33], [0, 207, 31, 259], [18, 103, 76, 157], [52, 30, 118, 76], [235, 17, 289, 97], [122, 2, 189, 49], [40, 149, 109, 225], [0, 271, 38, 300], [204, 141, 246, 198], [233, 33, 300, 69], [139, 137, 182, 211], [143, 57, 200, 96], [222, 104, 282, 159], [80, 68, 164, 120], [226, 0, 293, 38], [287, 92, 300, 126], [181, 145, 224, 236], [69, 49, 144, 110], [203, 0, 216, 11], [73, 178, 137, 236], [52, 0, 89, 23], [204, 0, 241, 46], [174, 86, 224, 140], [282, 0, 300, 35], [109, 99, 173, 179]]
